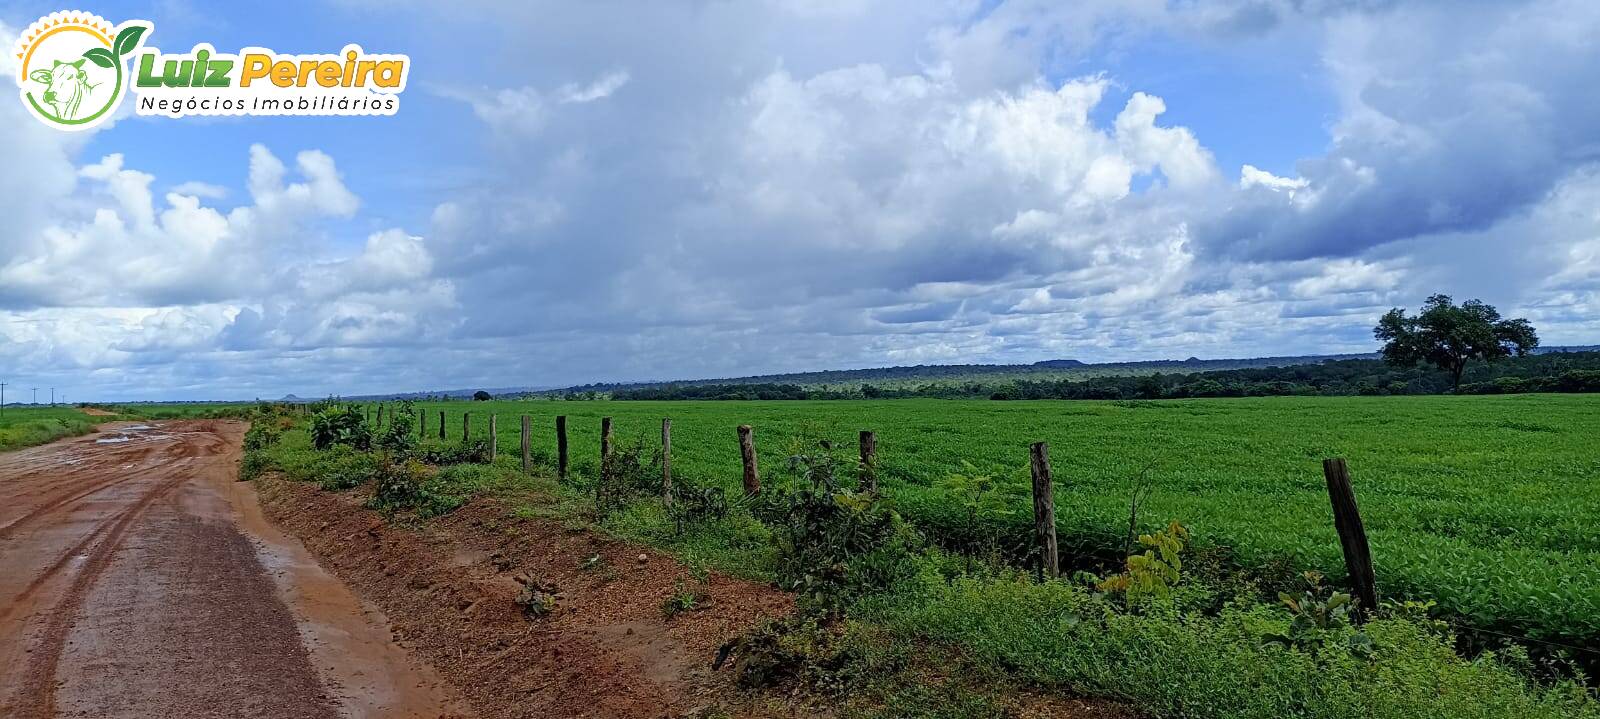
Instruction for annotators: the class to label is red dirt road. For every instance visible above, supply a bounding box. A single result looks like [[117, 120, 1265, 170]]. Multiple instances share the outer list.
[[0, 421, 469, 719]]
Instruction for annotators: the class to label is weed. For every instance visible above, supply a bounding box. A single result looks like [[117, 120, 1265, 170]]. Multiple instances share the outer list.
[[661, 579, 706, 618], [513, 575, 560, 618], [1096, 520, 1190, 606]]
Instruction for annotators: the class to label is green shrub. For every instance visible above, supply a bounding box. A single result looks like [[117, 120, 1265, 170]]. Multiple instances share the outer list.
[[242, 422, 280, 452], [315, 447, 382, 491], [238, 451, 270, 481], [368, 459, 470, 518], [757, 487, 921, 613], [309, 405, 371, 451], [666, 481, 729, 533], [597, 438, 663, 513], [376, 402, 418, 454]]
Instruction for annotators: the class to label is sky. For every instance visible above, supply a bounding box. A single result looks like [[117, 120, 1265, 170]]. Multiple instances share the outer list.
[[1, 0, 1598, 401]]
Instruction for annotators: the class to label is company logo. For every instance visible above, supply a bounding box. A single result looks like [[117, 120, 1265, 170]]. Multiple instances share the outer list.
[[14, 10, 410, 131], [13, 11, 148, 131]]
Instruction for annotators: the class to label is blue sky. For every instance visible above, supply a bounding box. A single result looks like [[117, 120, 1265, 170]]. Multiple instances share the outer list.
[[2, 0, 1597, 400]]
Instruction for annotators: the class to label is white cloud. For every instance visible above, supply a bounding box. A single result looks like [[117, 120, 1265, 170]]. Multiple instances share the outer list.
[[170, 181, 228, 199], [557, 70, 630, 104], [1240, 164, 1308, 194]]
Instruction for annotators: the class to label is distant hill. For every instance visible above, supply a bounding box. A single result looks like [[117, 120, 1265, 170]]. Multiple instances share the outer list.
[[548, 352, 1378, 396], [340, 386, 560, 402]]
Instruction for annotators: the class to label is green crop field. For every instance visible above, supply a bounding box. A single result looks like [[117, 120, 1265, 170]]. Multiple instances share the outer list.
[[0, 406, 106, 451], [383, 394, 1600, 650]]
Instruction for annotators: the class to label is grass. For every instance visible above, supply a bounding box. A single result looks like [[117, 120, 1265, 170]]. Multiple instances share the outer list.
[[243, 398, 1600, 719], [378, 395, 1600, 649], [862, 570, 1600, 719], [0, 406, 107, 451]]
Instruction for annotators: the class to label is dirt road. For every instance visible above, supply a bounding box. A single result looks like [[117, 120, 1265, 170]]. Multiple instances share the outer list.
[[0, 420, 469, 719]]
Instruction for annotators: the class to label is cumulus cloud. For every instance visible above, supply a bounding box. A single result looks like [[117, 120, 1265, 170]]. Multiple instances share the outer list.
[[1196, 0, 1600, 261], [0, 142, 449, 398], [6, 1, 1600, 399]]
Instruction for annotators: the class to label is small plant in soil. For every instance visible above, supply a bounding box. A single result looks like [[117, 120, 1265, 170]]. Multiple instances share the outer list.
[[513, 574, 560, 618], [661, 578, 709, 618]]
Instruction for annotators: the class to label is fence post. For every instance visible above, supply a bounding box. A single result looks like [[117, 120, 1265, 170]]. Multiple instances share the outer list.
[[556, 416, 569, 480], [376, 403, 384, 428], [662, 418, 673, 506], [438, 411, 445, 440], [858, 430, 877, 492], [1322, 458, 1378, 616], [521, 415, 531, 472], [738, 424, 760, 495], [487, 414, 497, 459], [599, 417, 614, 504], [463, 412, 471, 443], [419, 408, 427, 438], [1029, 441, 1059, 579]]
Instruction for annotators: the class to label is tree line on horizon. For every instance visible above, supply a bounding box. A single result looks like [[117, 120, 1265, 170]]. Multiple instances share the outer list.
[[602, 350, 1600, 401], [604, 297, 1597, 401]]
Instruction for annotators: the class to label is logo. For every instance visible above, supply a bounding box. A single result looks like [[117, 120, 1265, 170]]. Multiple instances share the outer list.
[[14, 10, 409, 131], [13, 11, 148, 131]]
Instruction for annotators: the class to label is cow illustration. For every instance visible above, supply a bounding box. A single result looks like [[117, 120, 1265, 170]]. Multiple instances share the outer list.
[[29, 59, 97, 121]]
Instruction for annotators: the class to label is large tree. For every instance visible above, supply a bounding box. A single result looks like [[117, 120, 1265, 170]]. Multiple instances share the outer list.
[[1374, 294, 1539, 391]]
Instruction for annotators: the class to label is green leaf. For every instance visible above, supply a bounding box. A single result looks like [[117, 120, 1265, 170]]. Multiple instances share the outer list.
[[82, 47, 116, 69], [114, 25, 147, 57]]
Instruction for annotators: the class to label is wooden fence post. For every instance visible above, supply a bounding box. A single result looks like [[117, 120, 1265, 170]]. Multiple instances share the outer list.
[[463, 412, 471, 443], [419, 408, 427, 438], [521, 415, 531, 472], [556, 416, 569, 480], [487, 414, 497, 459], [738, 425, 760, 495], [1322, 458, 1378, 615], [599, 417, 614, 504], [376, 403, 384, 428], [1029, 442, 1059, 579], [859, 430, 877, 492], [662, 418, 673, 506], [438, 410, 446, 440]]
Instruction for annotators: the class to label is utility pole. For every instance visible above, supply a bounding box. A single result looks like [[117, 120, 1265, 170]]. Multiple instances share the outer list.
[[50, 388, 55, 407], [1, 382, 6, 418], [31, 387, 38, 405]]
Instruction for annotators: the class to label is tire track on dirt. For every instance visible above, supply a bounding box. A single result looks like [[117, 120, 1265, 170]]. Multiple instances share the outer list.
[[0, 465, 166, 540], [0, 482, 165, 626], [2, 420, 468, 719], [0, 432, 174, 517], [8, 473, 186, 719]]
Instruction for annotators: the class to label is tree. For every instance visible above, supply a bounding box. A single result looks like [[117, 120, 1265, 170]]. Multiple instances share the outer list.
[[1374, 294, 1538, 391], [472, 390, 493, 401]]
